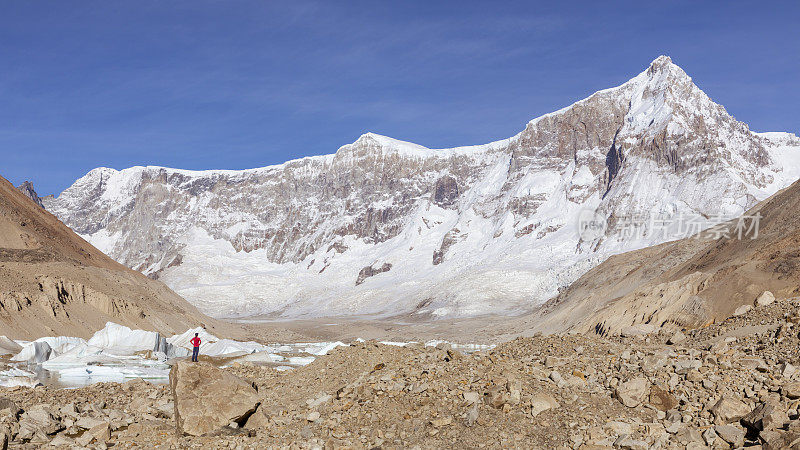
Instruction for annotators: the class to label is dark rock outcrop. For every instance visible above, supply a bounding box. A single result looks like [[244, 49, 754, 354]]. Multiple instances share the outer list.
[[15, 182, 44, 209], [355, 263, 392, 286]]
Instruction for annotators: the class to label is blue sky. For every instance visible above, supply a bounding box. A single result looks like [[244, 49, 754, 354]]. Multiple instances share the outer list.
[[2, 1, 798, 195]]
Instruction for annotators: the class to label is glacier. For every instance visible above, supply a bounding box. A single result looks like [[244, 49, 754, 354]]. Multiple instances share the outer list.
[[0, 324, 486, 388], [0, 322, 351, 387]]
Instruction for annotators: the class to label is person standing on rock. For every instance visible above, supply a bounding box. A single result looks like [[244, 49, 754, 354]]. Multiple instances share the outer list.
[[190, 333, 201, 362]]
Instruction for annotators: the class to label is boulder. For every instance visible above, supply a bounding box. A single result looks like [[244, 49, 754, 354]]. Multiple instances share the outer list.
[[615, 378, 649, 408], [75, 416, 107, 430], [667, 330, 686, 345], [0, 398, 20, 417], [674, 358, 701, 374], [530, 393, 559, 417], [48, 434, 74, 447], [75, 422, 110, 447], [759, 427, 800, 450], [710, 397, 750, 424], [465, 403, 479, 427], [701, 427, 718, 446], [430, 416, 452, 427], [19, 404, 62, 435], [605, 421, 633, 436], [784, 382, 800, 399], [733, 304, 752, 316], [485, 386, 508, 409], [16, 421, 47, 443], [463, 392, 480, 404], [642, 353, 668, 371], [169, 361, 260, 436], [782, 362, 797, 379], [244, 405, 270, 430], [755, 291, 775, 307], [675, 426, 704, 445], [739, 357, 767, 371], [648, 386, 678, 411], [714, 424, 745, 448], [614, 435, 648, 449], [742, 402, 789, 432], [0, 425, 7, 450]]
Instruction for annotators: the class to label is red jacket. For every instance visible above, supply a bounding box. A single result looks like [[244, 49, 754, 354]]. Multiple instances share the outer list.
[[190, 336, 201, 347]]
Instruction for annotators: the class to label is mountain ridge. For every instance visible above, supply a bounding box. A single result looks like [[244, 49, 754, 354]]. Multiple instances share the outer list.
[[43, 56, 800, 319]]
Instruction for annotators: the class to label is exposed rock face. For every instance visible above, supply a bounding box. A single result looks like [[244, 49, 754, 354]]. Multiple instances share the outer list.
[[43, 56, 800, 318], [14, 182, 43, 209], [355, 263, 392, 286], [169, 361, 259, 436], [432, 176, 459, 207]]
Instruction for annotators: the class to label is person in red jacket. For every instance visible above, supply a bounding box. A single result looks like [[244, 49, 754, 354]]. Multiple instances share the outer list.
[[190, 333, 201, 362]]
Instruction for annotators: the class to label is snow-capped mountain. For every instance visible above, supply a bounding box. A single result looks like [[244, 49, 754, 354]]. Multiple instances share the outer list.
[[44, 56, 800, 319]]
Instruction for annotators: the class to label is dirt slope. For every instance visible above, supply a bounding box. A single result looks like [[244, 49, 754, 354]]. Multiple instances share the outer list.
[[0, 174, 222, 340], [522, 178, 800, 336]]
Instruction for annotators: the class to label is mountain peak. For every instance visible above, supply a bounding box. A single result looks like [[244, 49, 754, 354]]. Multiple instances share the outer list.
[[642, 54, 691, 84], [16, 180, 44, 208], [349, 132, 430, 154], [42, 56, 799, 321], [649, 55, 673, 68]]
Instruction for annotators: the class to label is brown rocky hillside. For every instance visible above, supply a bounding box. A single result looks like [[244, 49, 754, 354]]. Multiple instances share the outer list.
[[0, 174, 218, 339], [524, 177, 800, 336]]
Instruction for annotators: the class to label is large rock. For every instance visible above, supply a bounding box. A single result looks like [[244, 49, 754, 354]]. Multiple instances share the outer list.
[[615, 378, 649, 407], [666, 330, 687, 345], [785, 382, 800, 399], [673, 358, 701, 374], [742, 402, 789, 432], [244, 405, 270, 430], [169, 361, 260, 436], [0, 398, 20, 417], [710, 397, 750, 424], [755, 291, 775, 307], [19, 404, 62, 435], [75, 422, 110, 447], [530, 393, 560, 417], [714, 424, 745, 448], [648, 386, 678, 411]]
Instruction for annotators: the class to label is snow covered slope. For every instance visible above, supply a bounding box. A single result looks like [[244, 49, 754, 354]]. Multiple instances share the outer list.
[[44, 56, 800, 319]]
